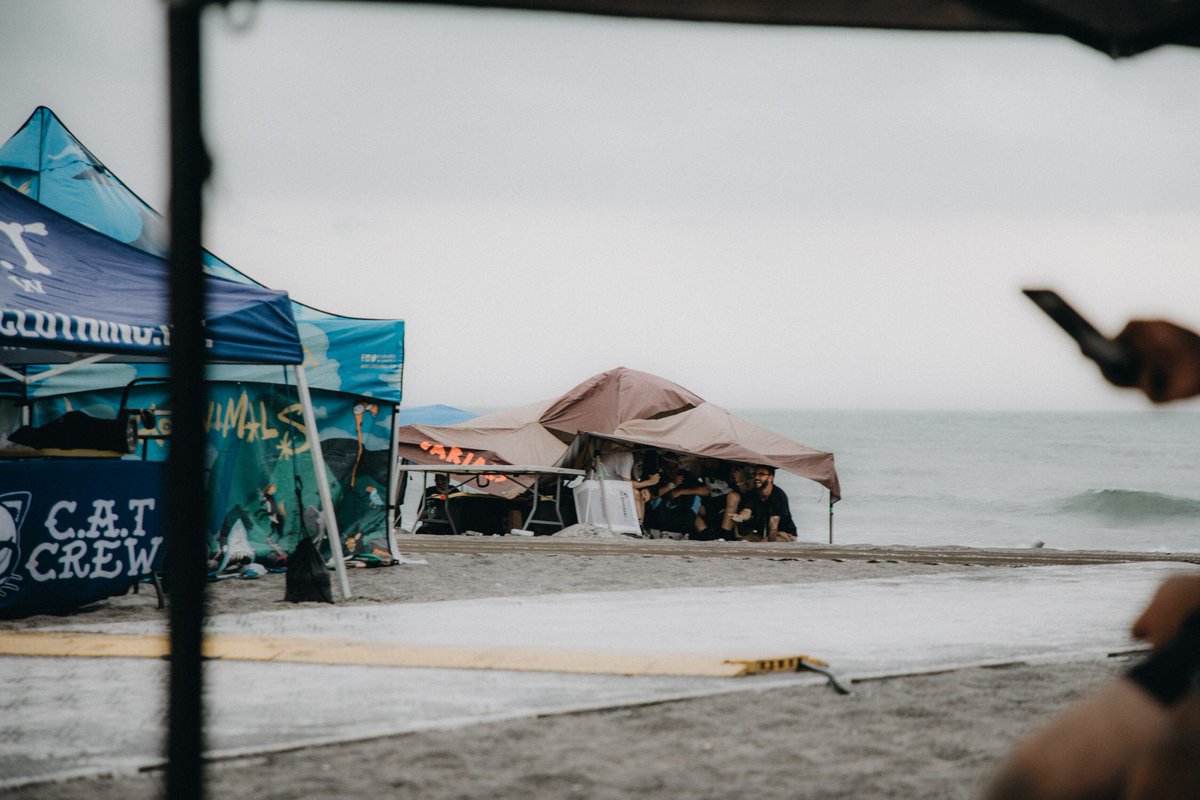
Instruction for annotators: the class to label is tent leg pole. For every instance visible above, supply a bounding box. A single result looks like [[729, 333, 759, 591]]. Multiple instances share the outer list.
[[828, 498, 834, 545], [386, 406, 402, 560], [294, 364, 352, 599]]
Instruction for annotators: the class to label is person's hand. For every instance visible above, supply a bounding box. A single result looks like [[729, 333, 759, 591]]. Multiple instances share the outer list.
[[1131, 574, 1200, 648], [1114, 320, 1200, 403]]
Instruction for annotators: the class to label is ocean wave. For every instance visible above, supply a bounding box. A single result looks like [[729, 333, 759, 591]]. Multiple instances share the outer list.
[[1060, 489, 1200, 521]]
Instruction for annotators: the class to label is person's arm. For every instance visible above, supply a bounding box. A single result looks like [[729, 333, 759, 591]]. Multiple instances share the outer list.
[[984, 678, 1170, 800], [632, 472, 661, 490], [1125, 691, 1200, 800], [766, 492, 782, 537], [722, 492, 741, 517], [669, 484, 709, 499], [1112, 320, 1200, 403], [653, 478, 678, 498], [1123, 599, 1200, 799], [1131, 574, 1200, 647], [730, 495, 752, 524], [985, 576, 1200, 800], [771, 491, 794, 538]]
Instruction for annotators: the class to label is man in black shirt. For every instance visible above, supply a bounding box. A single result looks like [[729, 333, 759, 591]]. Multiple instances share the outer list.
[[732, 465, 796, 542]]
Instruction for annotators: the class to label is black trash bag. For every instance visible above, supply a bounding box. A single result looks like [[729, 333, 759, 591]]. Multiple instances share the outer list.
[[285, 535, 333, 604]]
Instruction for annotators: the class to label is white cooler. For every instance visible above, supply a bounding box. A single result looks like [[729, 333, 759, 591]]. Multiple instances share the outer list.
[[572, 479, 640, 535]]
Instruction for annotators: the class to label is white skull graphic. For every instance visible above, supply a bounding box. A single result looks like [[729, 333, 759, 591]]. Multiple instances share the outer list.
[[0, 493, 30, 590]]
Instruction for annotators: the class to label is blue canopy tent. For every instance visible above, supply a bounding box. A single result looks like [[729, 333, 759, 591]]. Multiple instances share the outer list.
[[0, 181, 351, 612], [0, 182, 299, 365], [0, 107, 405, 557], [0, 108, 403, 398]]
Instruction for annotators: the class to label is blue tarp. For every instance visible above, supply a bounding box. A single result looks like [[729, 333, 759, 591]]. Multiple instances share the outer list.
[[0, 107, 402, 402], [0, 181, 301, 364], [397, 404, 478, 426]]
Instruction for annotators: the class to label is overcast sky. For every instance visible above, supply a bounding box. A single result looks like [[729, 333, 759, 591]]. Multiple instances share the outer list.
[[6, 0, 1200, 410]]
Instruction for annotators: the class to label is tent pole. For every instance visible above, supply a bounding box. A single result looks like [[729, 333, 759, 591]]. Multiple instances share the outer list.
[[294, 363, 352, 599], [828, 496, 834, 545], [386, 404, 402, 559]]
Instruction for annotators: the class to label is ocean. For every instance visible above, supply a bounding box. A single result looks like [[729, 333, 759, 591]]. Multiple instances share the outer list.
[[738, 409, 1200, 554]]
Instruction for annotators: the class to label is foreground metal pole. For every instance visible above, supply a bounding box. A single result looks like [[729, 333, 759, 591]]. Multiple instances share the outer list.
[[165, 2, 209, 799]]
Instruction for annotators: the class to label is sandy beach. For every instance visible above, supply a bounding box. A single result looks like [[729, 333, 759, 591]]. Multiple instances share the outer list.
[[6, 535, 1195, 800]]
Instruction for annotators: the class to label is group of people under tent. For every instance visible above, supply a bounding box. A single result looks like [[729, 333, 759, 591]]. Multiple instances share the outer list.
[[594, 449, 798, 542]]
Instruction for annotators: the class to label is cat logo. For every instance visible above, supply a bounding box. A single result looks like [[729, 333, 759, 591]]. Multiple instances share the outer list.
[[0, 492, 30, 597]]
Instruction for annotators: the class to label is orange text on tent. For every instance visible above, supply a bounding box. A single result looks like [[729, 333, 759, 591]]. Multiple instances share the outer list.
[[418, 441, 508, 482]]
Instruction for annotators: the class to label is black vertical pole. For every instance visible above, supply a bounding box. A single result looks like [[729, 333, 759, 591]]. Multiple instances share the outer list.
[[828, 498, 833, 545], [166, 3, 208, 800]]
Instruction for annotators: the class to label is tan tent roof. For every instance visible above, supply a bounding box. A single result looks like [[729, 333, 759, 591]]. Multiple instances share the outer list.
[[395, 367, 838, 499], [395, 367, 701, 466], [395, 367, 702, 497], [570, 402, 841, 500], [537, 367, 703, 440]]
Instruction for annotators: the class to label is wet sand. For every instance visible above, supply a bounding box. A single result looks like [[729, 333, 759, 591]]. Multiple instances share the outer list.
[[6, 535, 1183, 799]]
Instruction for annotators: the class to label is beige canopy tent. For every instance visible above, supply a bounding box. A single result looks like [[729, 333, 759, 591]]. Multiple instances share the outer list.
[[393, 367, 705, 497], [560, 401, 841, 501], [395, 367, 839, 517]]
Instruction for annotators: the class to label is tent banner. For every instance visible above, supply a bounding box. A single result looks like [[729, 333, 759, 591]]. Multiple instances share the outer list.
[[33, 382, 395, 564], [0, 182, 302, 365], [0, 459, 164, 617]]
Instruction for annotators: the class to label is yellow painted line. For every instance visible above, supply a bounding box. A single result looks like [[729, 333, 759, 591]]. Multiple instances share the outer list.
[[0, 631, 824, 679]]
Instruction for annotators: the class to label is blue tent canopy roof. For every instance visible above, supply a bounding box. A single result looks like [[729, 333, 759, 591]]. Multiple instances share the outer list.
[[0, 181, 302, 364], [0, 107, 402, 401]]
